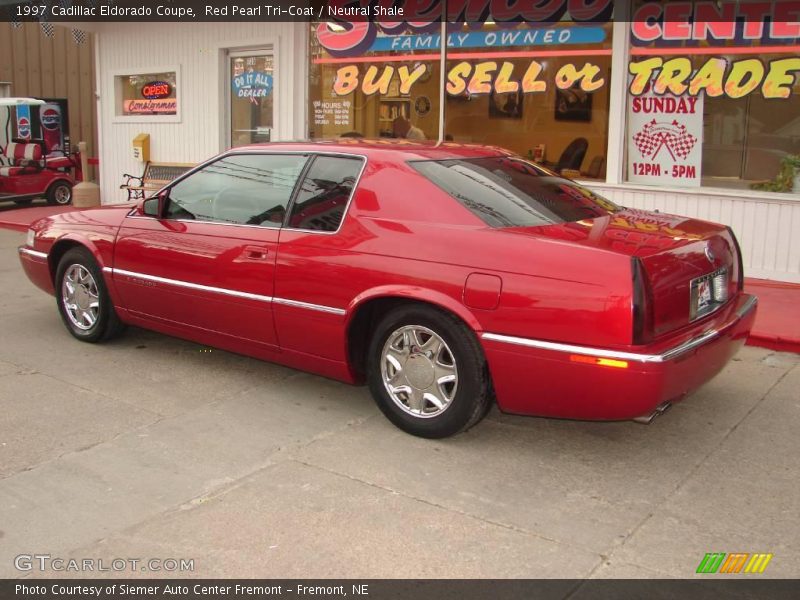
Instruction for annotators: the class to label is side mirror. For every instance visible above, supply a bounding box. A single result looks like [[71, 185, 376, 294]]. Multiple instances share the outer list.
[[142, 190, 168, 218]]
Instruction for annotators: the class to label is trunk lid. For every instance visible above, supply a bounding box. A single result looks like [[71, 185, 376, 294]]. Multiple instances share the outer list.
[[505, 208, 742, 339]]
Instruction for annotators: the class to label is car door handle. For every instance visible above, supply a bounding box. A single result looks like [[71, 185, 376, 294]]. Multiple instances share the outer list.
[[245, 248, 269, 260]]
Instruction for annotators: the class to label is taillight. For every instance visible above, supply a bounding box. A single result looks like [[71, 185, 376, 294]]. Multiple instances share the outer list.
[[632, 257, 654, 345], [726, 226, 744, 291]]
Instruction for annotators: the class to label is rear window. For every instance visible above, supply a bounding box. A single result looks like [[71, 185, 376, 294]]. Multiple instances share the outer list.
[[412, 157, 621, 228]]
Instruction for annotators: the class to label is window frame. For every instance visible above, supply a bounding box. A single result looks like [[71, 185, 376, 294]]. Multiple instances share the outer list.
[[282, 153, 367, 234]]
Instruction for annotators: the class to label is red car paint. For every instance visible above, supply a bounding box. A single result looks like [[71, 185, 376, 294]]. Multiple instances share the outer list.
[[18, 141, 757, 421]]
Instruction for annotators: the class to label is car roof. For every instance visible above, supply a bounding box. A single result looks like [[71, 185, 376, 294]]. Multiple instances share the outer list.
[[231, 139, 512, 161]]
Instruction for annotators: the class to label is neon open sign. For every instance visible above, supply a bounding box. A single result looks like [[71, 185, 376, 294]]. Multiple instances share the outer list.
[[141, 81, 172, 100]]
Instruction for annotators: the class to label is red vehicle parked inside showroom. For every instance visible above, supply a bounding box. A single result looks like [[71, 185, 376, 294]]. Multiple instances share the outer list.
[[18, 140, 757, 438], [1, 98, 79, 206]]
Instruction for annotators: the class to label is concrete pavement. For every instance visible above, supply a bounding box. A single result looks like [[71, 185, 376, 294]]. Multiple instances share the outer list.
[[0, 228, 798, 579]]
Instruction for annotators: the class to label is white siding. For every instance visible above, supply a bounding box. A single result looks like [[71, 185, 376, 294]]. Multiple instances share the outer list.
[[586, 182, 800, 283], [94, 22, 308, 204]]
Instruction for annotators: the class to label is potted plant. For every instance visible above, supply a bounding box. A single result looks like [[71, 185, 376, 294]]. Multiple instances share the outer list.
[[752, 154, 800, 193], [793, 154, 800, 194]]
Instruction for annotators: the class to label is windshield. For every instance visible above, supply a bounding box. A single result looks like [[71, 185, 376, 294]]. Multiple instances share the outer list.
[[412, 157, 621, 228]]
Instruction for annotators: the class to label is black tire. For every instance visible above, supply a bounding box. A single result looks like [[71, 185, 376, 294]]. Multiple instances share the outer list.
[[46, 181, 72, 206], [367, 304, 492, 438], [55, 247, 125, 343], [14, 199, 34, 206]]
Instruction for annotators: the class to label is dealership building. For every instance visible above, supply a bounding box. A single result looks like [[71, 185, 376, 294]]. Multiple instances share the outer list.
[[64, 1, 800, 282]]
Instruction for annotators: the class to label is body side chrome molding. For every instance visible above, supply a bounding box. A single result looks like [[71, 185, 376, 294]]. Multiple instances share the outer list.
[[272, 296, 346, 316], [18, 247, 48, 260], [482, 295, 757, 364], [108, 268, 273, 303], [105, 267, 345, 315]]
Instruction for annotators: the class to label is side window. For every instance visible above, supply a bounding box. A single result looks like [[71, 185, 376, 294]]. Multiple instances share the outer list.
[[165, 154, 308, 226], [287, 155, 363, 232]]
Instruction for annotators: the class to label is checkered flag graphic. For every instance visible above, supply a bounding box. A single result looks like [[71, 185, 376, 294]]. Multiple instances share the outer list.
[[633, 119, 697, 161], [669, 120, 698, 160], [40, 21, 55, 38], [633, 120, 660, 158], [72, 28, 87, 44]]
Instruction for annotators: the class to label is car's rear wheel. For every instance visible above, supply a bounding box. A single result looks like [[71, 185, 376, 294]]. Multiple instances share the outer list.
[[46, 181, 72, 206], [367, 304, 492, 438], [55, 247, 125, 342]]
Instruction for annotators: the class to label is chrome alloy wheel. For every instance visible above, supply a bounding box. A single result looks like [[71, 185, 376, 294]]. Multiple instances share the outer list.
[[380, 325, 458, 418], [61, 264, 100, 330]]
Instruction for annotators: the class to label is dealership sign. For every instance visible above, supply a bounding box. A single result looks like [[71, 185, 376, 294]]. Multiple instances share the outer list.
[[124, 99, 178, 114], [330, 54, 798, 101], [318, 0, 799, 101], [629, 57, 800, 100], [630, 0, 800, 46], [333, 60, 605, 96], [232, 70, 273, 101], [317, 0, 614, 57], [360, 25, 605, 53]]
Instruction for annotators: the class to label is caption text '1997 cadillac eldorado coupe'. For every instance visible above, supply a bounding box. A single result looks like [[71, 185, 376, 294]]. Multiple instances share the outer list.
[[18, 140, 757, 438]]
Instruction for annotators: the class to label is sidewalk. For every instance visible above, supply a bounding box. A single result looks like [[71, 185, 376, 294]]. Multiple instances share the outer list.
[[744, 279, 800, 353], [1, 204, 798, 353]]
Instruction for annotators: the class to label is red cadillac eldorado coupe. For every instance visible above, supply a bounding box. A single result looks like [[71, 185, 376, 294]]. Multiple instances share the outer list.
[[18, 141, 757, 438]]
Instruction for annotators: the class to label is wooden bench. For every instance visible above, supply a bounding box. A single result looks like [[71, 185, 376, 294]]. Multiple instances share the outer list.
[[120, 161, 195, 201]]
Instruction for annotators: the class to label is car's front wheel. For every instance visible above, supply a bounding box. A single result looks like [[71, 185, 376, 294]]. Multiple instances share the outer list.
[[367, 304, 492, 438], [55, 247, 125, 342]]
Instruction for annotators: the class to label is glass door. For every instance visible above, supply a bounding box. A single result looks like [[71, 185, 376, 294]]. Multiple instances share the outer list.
[[229, 50, 275, 148]]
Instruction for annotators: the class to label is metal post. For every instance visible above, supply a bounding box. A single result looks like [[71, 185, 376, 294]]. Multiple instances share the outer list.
[[436, 0, 447, 146]]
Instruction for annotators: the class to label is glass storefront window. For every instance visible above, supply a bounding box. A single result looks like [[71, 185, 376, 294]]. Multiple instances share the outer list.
[[309, 16, 614, 180], [626, 1, 800, 193], [308, 22, 440, 141]]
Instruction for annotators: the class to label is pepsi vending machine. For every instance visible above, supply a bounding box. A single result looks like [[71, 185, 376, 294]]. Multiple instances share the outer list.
[[40, 99, 70, 155], [13, 98, 70, 155]]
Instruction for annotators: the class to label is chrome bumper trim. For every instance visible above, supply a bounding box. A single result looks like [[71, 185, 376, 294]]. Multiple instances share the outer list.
[[18, 246, 48, 260], [735, 294, 758, 320], [482, 295, 757, 364], [481, 333, 666, 363]]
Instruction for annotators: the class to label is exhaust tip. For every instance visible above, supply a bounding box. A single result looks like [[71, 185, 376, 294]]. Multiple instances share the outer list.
[[633, 401, 672, 424]]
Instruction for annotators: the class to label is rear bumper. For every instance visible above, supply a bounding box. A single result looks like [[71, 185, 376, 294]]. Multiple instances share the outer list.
[[481, 294, 758, 420], [18, 246, 54, 295]]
